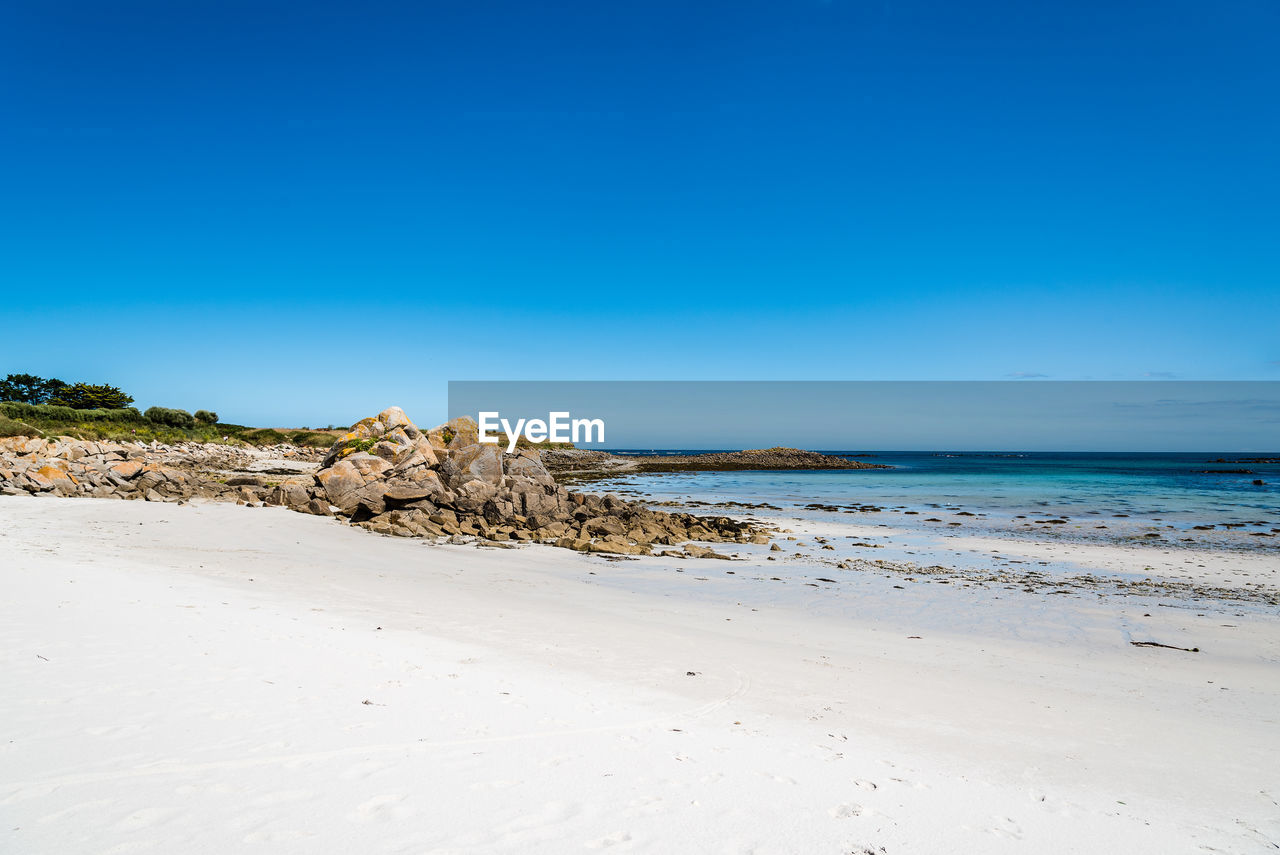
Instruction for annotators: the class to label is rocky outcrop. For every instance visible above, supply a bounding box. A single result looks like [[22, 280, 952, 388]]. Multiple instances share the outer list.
[[0, 407, 768, 558], [544, 446, 888, 473], [310, 409, 765, 554], [0, 436, 325, 508]]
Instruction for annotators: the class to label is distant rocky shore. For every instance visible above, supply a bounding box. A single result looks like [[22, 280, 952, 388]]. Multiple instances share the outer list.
[[543, 446, 889, 475], [0, 408, 767, 558]]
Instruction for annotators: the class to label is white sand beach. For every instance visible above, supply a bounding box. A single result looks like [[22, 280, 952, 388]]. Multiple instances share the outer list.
[[3, 495, 1279, 853]]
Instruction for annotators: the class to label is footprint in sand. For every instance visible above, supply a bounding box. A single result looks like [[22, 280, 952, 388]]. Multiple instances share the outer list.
[[622, 795, 664, 818], [349, 793, 413, 823], [113, 806, 178, 831], [340, 759, 394, 781], [986, 816, 1024, 840], [585, 830, 633, 848], [493, 800, 579, 835], [250, 789, 314, 807], [84, 723, 146, 738], [852, 779, 877, 791], [828, 802, 864, 818], [243, 827, 315, 844], [37, 797, 116, 824], [468, 779, 521, 791], [538, 754, 578, 769], [888, 776, 928, 790]]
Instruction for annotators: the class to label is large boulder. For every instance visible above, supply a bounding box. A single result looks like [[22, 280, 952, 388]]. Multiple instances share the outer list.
[[315, 453, 395, 515], [447, 444, 504, 488], [505, 452, 556, 487], [322, 406, 439, 472], [427, 416, 478, 451]]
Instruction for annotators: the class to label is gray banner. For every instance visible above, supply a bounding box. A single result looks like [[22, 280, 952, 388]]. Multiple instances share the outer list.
[[448, 381, 1280, 452]]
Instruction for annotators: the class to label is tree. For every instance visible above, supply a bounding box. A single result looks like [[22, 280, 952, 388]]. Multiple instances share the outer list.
[[48, 382, 135, 410], [194, 409, 219, 424], [0, 373, 67, 404]]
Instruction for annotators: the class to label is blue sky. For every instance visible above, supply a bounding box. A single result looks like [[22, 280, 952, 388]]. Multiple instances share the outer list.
[[1, 0, 1277, 428]]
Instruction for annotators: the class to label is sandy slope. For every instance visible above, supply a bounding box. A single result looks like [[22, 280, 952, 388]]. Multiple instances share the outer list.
[[2, 495, 1278, 854]]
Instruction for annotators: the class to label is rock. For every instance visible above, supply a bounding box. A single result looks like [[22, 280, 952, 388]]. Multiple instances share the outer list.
[[109, 460, 144, 480], [283, 484, 313, 509], [378, 406, 413, 431], [589, 539, 647, 555], [428, 416, 479, 451], [0, 408, 769, 558], [505, 453, 556, 486], [315, 454, 388, 515], [383, 481, 439, 503], [549, 446, 890, 473], [684, 544, 731, 560], [454, 478, 498, 511], [448, 444, 503, 488], [300, 498, 332, 516], [585, 516, 626, 537]]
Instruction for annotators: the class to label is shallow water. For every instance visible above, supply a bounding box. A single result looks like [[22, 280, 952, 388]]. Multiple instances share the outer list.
[[592, 451, 1280, 529]]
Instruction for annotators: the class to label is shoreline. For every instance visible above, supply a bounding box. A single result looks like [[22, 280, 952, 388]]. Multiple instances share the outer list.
[[577, 468, 1280, 555], [3, 494, 1278, 852]]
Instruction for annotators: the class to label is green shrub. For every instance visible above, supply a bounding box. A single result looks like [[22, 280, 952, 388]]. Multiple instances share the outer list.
[[144, 406, 196, 428], [97, 407, 145, 423], [290, 430, 337, 448], [242, 428, 288, 445], [0, 401, 77, 422], [0, 401, 144, 425], [0, 401, 37, 421], [194, 409, 219, 424], [73, 407, 144, 423], [0, 415, 33, 437]]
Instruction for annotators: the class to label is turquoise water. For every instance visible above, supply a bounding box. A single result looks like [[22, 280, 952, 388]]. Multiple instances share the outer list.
[[591, 452, 1280, 529]]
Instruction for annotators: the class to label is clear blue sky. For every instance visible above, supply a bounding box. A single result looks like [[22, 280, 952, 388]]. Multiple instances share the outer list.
[[2, 0, 1277, 427]]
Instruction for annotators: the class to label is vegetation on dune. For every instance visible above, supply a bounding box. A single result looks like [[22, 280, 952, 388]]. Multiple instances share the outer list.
[[1, 401, 146, 424], [144, 406, 197, 429], [288, 430, 341, 448], [0, 373, 341, 447], [0, 415, 33, 438], [239, 428, 287, 445], [0, 373, 134, 409]]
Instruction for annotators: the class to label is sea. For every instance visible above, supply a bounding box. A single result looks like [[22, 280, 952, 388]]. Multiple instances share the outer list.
[[587, 451, 1280, 531]]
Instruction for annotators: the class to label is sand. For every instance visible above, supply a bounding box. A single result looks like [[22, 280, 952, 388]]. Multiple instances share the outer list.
[[3, 495, 1279, 853]]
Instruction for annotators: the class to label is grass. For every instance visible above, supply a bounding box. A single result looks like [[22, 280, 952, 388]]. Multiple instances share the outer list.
[[0, 415, 34, 438], [0, 403, 571, 451], [0, 401, 341, 447]]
